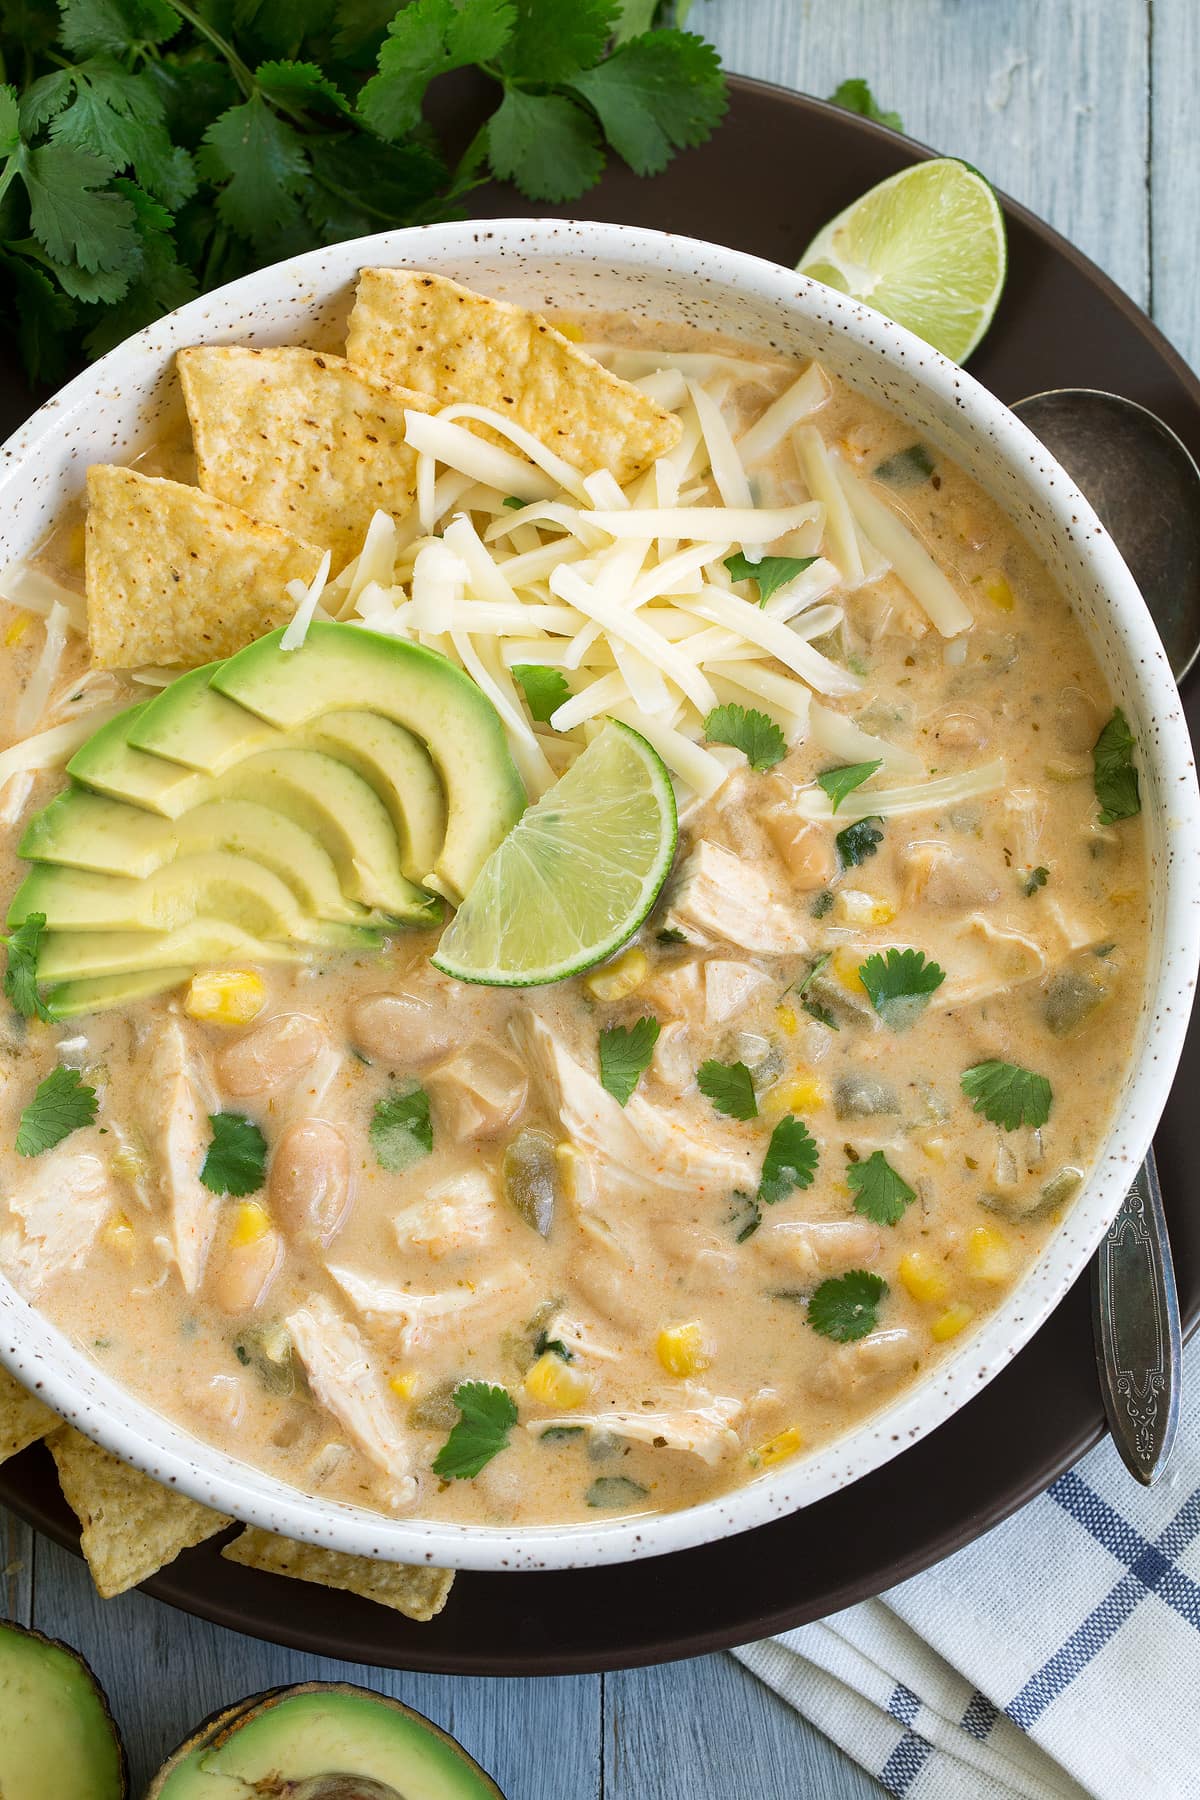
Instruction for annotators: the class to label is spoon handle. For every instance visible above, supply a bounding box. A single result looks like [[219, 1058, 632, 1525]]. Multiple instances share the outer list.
[[1092, 1148, 1182, 1485]]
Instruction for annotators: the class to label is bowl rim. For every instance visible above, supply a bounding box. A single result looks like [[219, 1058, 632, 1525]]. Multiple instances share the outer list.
[[1, 215, 1197, 1573]]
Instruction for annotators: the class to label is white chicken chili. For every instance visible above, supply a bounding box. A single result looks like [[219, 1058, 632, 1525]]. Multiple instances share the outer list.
[[0, 273, 1147, 1528]]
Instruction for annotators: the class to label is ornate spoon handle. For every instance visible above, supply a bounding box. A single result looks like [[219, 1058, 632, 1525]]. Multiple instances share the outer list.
[[1092, 1149, 1182, 1485]]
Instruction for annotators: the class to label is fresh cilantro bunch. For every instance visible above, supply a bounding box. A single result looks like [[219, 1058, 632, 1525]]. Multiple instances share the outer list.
[[0, 0, 727, 384]]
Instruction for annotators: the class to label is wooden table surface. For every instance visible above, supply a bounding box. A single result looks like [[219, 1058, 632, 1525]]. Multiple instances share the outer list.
[[4, 3, 1197, 1794]]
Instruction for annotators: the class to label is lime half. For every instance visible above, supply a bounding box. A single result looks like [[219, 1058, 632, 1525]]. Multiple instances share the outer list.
[[798, 157, 1007, 364], [433, 722, 678, 986]]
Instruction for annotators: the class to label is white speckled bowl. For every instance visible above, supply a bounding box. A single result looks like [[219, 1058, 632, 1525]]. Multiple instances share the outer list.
[[1, 220, 1197, 1574]]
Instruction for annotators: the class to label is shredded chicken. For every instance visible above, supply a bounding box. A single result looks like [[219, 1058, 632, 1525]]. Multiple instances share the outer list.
[[285, 1294, 416, 1509]]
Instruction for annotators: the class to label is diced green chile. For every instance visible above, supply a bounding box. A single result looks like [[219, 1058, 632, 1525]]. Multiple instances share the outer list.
[[1044, 967, 1107, 1037], [834, 1073, 899, 1120], [586, 1475, 649, 1507], [1041, 1166, 1084, 1207], [980, 1165, 1083, 1220], [408, 1377, 463, 1430], [502, 1127, 561, 1236], [233, 1321, 298, 1397]]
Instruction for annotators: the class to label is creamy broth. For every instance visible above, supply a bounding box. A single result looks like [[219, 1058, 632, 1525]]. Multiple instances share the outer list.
[[0, 317, 1147, 1529]]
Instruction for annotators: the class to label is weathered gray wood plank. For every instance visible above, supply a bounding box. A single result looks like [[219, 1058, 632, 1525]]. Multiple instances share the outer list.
[[704, 0, 1151, 307], [1150, 0, 1200, 369], [30, 1533, 602, 1798], [1, 1506, 33, 1628], [606, 1651, 884, 1799]]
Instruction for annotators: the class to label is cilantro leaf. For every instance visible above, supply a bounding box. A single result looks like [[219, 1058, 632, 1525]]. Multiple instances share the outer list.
[[431, 1379, 518, 1478], [807, 1269, 887, 1342], [873, 443, 934, 486], [197, 93, 308, 242], [816, 759, 882, 812], [1093, 708, 1140, 825], [0, 84, 20, 157], [200, 1112, 267, 1196], [512, 662, 571, 723], [1024, 866, 1049, 896], [80, 174, 196, 354], [20, 139, 140, 271], [697, 1058, 757, 1120], [613, 0, 657, 41], [728, 1188, 761, 1243], [359, 0, 516, 141], [1, 251, 77, 383], [961, 1061, 1053, 1132], [534, 1331, 573, 1361], [504, 0, 619, 86], [599, 1015, 660, 1106], [370, 1083, 433, 1172], [724, 551, 817, 607], [487, 87, 604, 202], [847, 1150, 915, 1226], [58, 0, 183, 59], [568, 28, 727, 178], [657, 926, 687, 945], [827, 78, 903, 133], [2, 912, 51, 1022], [15, 1065, 98, 1157], [703, 702, 786, 772], [836, 815, 884, 868], [254, 60, 349, 116], [858, 948, 945, 1029], [758, 1114, 818, 1205], [792, 952, 831, 997]]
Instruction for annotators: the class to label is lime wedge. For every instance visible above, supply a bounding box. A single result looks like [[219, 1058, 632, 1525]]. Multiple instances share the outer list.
[[432, 722, 677, 986], [798, 157, 1007, 364]]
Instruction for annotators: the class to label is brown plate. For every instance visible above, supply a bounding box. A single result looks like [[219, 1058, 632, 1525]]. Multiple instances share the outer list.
[[1, 75, 1198, 1675]]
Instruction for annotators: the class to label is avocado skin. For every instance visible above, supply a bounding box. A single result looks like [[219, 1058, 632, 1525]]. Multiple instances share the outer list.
[[145, 1681, 505, 1799], [0, 1619, 127, 1800]]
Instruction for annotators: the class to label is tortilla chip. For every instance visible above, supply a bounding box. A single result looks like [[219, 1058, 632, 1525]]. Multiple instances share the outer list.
[[178, 347, 434, 569], [222, 1525, 454, 1623], [85, 464, 323, 670], [0, 1365, 59, 1464], [346, 268, 681, 485], [47, 1425, 232, 1598]]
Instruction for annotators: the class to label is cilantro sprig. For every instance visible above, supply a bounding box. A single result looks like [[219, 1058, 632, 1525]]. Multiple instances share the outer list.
[[697, 1057, 757, 1120], [758, 1114, 819, 1205], [961, 1061, 1053, 1132], [15, 1064, 98, 1157], [847, 1150, 915, 1226], [513, 662, 571, 724], [807, 1270, 887, 1342], [432, 1379, 518, 1479], [703, 703, 786, 772], [1093, 708, 1141, 825], [724, 551, 817, 607], [200, 1113, 268, 1196], [858, 948, 946, 1029], [827, 79, 903, 133], [0, 0, 729, 381], [2, 911, 51, 1022], [816, 760, 882, 812], [599, 1015, 660, 1106], [370, 1083, 433, 1172], [836, 816, 884, 868]]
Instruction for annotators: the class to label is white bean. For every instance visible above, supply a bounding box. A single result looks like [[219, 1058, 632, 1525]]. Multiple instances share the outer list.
[[210, 1229, 282, 1315], [215, 1013, 324, 1097], [269, 1118, 353, 1244], [350, 992, 458, 1067]]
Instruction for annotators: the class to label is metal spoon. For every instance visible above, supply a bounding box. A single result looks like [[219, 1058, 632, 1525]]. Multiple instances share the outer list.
[[1011, 388, 1194, 1484]]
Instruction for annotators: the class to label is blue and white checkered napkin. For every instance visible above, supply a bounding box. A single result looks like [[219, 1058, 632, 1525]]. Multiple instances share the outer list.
[[733, 1332, 1200, 1799]]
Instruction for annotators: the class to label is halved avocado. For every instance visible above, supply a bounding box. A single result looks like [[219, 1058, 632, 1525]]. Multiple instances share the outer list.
[[46, 966, 195, 1019], [0, 1619, 126, 1799], [68, 703, 210, 816], [37, 921, 305, 984], [8, 853, 374, 948], [297, 709, 446, 886], [212, 624, 526, 901], [146, 1682, 503, 1800], [127, 662, 282, 773]]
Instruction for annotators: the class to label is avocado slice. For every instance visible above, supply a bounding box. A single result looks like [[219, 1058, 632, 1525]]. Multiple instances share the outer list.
[[297, 709, 446, 886], [0, 1619, 126, 1799], [37, 921, 305, 984], [212, 624, 526, 901], [146, 1682, 503, 1800], [21, 791, 375, 926], [8, 854, 377, 948], [46, 966, 195, 1019], [127, 663, 283, 773], [68, 703, 210, 816]]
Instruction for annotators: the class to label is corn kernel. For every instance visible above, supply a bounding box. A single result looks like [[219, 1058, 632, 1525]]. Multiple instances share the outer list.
[[966, 1225, 1013, 1284], [389, 1371, 417, 1400], [4, 611, 29, 647], [980, 570, 1015, 612], [775, 1004, 799, 1036], [830, 948, 865, 993], [931, 1303, 974, 1342], [524, 1352, 592, 1409], [834, 888, 895, 927], [765, 1074, 826, 1116], [230, 1202, 272, 1248], [754, 1425, 804, 1468], [184, 969, 266, 1026], [656, 1321, 710, 1378], [919, 1136, 948, 1162], [102, 1212, 136, 1257], [898, 1251, 950, 1305], [585, 948, 647, 1001]]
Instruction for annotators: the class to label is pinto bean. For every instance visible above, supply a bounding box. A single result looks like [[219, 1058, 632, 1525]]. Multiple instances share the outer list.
[[269, 1118, 353, 1244], [215, 1013, 324, 1097]]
